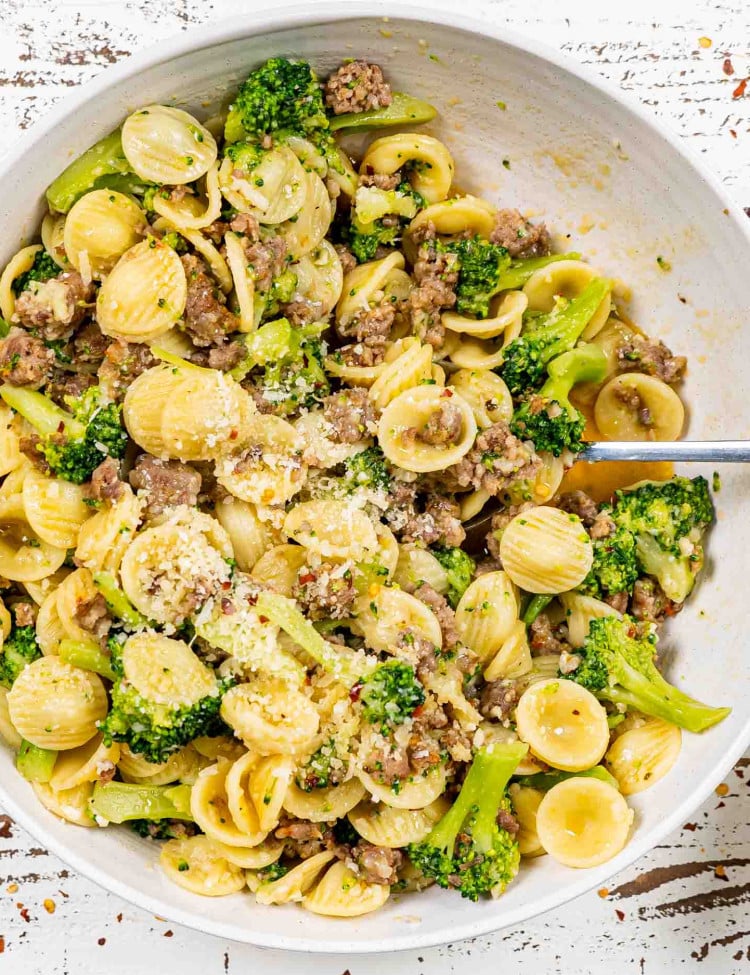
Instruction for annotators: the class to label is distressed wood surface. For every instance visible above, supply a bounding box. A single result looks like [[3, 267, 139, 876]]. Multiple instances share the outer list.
[[0, 0, 747, 971]]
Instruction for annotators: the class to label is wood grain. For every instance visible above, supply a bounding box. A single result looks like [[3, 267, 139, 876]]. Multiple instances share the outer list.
[[0, 0, 747, 972]]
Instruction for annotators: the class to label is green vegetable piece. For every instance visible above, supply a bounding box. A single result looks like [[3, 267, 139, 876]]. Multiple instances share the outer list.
[[494, 253, 582, 292], [522, 594, 554, 626], [16, 740, 57, 783], [358, 660, 425, 727], [59, 638, 116, 682], [13, 250, 59, 296], [329, 92, 437, 132], [518, 765, 619, 792], [89, 782, 193, 824], [93, 571, 148, 629], [432, 546, 476, 608], [0, 621, 41, 688], [46, 129, 131, 214]]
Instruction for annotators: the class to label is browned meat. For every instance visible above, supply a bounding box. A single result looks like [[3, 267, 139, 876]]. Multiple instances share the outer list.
[[14, 602, 37, 628], [441, 725, 473, 763], [557, 490, 598, 528], [334, 243, 357, 276], [73, 322, 109, 363], [396, 628, 439, 681], [129, 455, 202, 517], [351, 843, 402, 885], [98, 341, 156, 401], [207, 341, 245, 372], [324, 60, 392, 115], [181, 253, 238, 347], [19, 434, 52, 474], [400, 493, 465, 548], [446, 421, 540, 496], [359, 173, 401, 191], [497, 807, 520, 836], [365, 742, 410, 785], [604, 591, 629, 613], [84, 457, 124, 504], [529, 613, 570, 655], [406, 726, 443, 774], [322, 387, 379, 444], [336, 341, 387, 368], [229, 212, 260, 239], [404, 398, 463, 447], [275, 819, 327, 860], [14, 270, 95, 340], [405, 225, 459, 349], [614, 382, 654, 429], [47, 371, 97, 407], [480, 679, 520, 722], [203, 220, 228, 245], [489, 209, 550, 259], [0, 330, 55, 388], [629, 577, 683, 624], [74, 593, 112, 644], [413, 582, 460, 648], [590, 510, 617, 540], [617, 334, 687, 384], [292, 562, 356, 621], [281, 299, 324, 327], [138, 820, 198, 840], [241, 235, 287, 294], [336, 297, 397, 344]]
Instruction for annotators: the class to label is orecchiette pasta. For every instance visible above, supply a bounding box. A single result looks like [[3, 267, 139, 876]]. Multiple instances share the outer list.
[[283, 777, 365, 822], [499, 506, 593, 593], [360, 134, 454, 204], [160, 835, 246, 895], [122, 105, 218, 185], [524, 260, 611, 340], [455, 571, 519, 664], [348, 797, 449, 848], [605, 717, 682, 795], [215, 415, 306, 506], [220, 677, 320, 756], [303, 860, 391, 917], [378, 385, 477, 473], [63, 189, 144, 278], [594, 373, 685, 441]]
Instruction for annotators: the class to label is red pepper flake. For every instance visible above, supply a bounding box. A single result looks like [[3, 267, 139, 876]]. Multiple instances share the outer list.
[[57, 421, 65, 434], [615, 909, 625, 921], [732, 78, 747, 99], [298, 573, 316, 585], [730, 129, 738, 138], [715, 782, 729, 797], [598, 888, 609, 898], [715, 865, 728, 880], [716, 800, 726, 808], [221, 580, 232, 591], [18, 906, 29, 923], [349, 682, 363, 702], [98, 937, 106, 946], [258, 614, 268, 624], [229, 429, 239, 440], [723, 58, 735, 76], [684, 822, 698, 831], [0, 936, 5, 953], [116, 913, 123, 922], [441, 387, 453, 397], [163, 930, 174, 938]]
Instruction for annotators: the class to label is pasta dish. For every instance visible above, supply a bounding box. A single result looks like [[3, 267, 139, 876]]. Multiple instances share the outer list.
[[0, 56, 730, 916]]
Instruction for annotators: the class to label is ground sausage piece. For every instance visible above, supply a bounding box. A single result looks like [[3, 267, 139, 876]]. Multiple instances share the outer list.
[[207, 341, 246, 372], [181, 254, 238, 347], [229, 212, 260, 239], [275, 819, 327, 860], [351, 843, 402, 886], [334, 243, 358, 276], [14, 602, 37, 628], [74, 593, 112, 644], [358, 173, 401, 191], [292, 561, 356, 621], [336, 296, 397, 344], [395, 627, 439, 681], [129, 455, 202, 517], [446, 421, 541, 497], [489, 209, 551, 259], [73, 322, 110, 363], [0, 329, 55, 387], [98, 340, 156, 401], [557, 490, 599, 528], [281, 299, 324, 327], [529, 613, 570, 655], [497, 807, 520, 836], [400, 494, 465, 548], [404, 400, 464, 447], [406, 225, 459, 349], [412, 582, 461, 648], [336, 341, 387, 368], [14, 271, 95, 340], [617, 335, 687, 384], [84, 457, 124, 504], [365, 742, 411, 786], [590, 510, 617, 540], [605, 591, 629, 614], [614, 382, 654, 429], [324, 60, 392, 115], [240, 235, 287, 294], [480, 679, 520, 722], [629, 577, 682, 624], [322, 387, 380, 444], [47, 370, 97, 407], [18, 435, 52, 474]]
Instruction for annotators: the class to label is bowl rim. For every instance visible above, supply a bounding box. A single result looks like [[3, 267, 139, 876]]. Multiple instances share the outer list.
[[1, 0, 748, 953]]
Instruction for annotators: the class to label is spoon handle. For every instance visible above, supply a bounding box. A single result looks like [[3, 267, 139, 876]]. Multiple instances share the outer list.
[[578, 441, 750, 463]]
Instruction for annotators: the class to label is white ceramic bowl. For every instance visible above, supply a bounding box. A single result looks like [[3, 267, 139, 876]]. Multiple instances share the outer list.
[[0, 2, 748, 952]]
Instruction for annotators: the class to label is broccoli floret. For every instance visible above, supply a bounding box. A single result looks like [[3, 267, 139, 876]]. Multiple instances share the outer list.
[[226, 58, 329, 143], [432, 546, 476, 608], [610, 476, 713, 603], [442, 236, 511, 319], [295, 739, 343, 792], [408, 742, 527, 900], [100, 642, 231, 764], [343, 445, 390, 492], [13, 250, 59, 296], [232, 318, 329, 413], [578, 524, 639, 599], [510, 344, 608, 456], [563, 615, 730, 733], [0, 385, 127, 485], [358, 660, 425, 728], [499, 278, 610, 395], [0, 618, 41, 688], [348, 182, 423, 264]]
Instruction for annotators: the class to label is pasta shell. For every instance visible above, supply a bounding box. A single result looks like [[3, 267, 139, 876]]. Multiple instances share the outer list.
[[352, 587, 442, 651], [605, 717, 682, 795], [282, 778, 365, 822], [455, 571, 519, 664], [443, 290, 528, 340], [361, 134, 454, 204], [49, 734, 120, 792], [190, 759, 267, 847], [594, 374, 685, 442], [283, 499, 379, 563], [119, 634, 218, 708], [524, 260, 611, 340], [255, 850, 335, 905], [303, 861, 390, 917], [508, 783, 546, 857], [0, 495, 67, 583], [63, 189, 144, 278], [450, 368, 514, 429], [348, 797, 449, 848], [220, 678, 320, 757], [122, 105, 218, 185], [32, 780, 96, 828], [22, 471, 92, 549], [0, 685, 22, 749], [378, 385, 477, 473], [357, 763, 448, 810], [160, 835, 246, 895], [499, 506, 593, 594]]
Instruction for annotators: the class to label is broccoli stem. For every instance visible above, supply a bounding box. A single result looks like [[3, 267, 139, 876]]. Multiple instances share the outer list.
[[426, 742, 528, 854], [46, 129, 131, 214], [518, 765, 619, 791], [93, 572, 148, 630], [254, 591, 373, 687], [0, 386, 84, 439], [544, 342, 608, 393], [16, 740, 57, 783], [150, 347, 212, 374], [59, 638, 116, 682], [328, 93, 437, 132], [522, 594, 554, 625], [605, 661, 731, 733], [528, 277, 610, 353], [495, 253, 582, 292], [89, 782, 193, 824]]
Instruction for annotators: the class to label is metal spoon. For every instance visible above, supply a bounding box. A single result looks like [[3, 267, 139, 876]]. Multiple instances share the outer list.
[[462, 439, 750, 552]]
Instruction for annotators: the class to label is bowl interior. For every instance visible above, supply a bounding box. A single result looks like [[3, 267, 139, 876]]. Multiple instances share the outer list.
[[0, 6, 748, 952]]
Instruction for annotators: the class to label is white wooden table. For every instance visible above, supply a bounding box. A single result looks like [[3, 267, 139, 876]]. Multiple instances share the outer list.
[[0, 0, 748, 971]]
